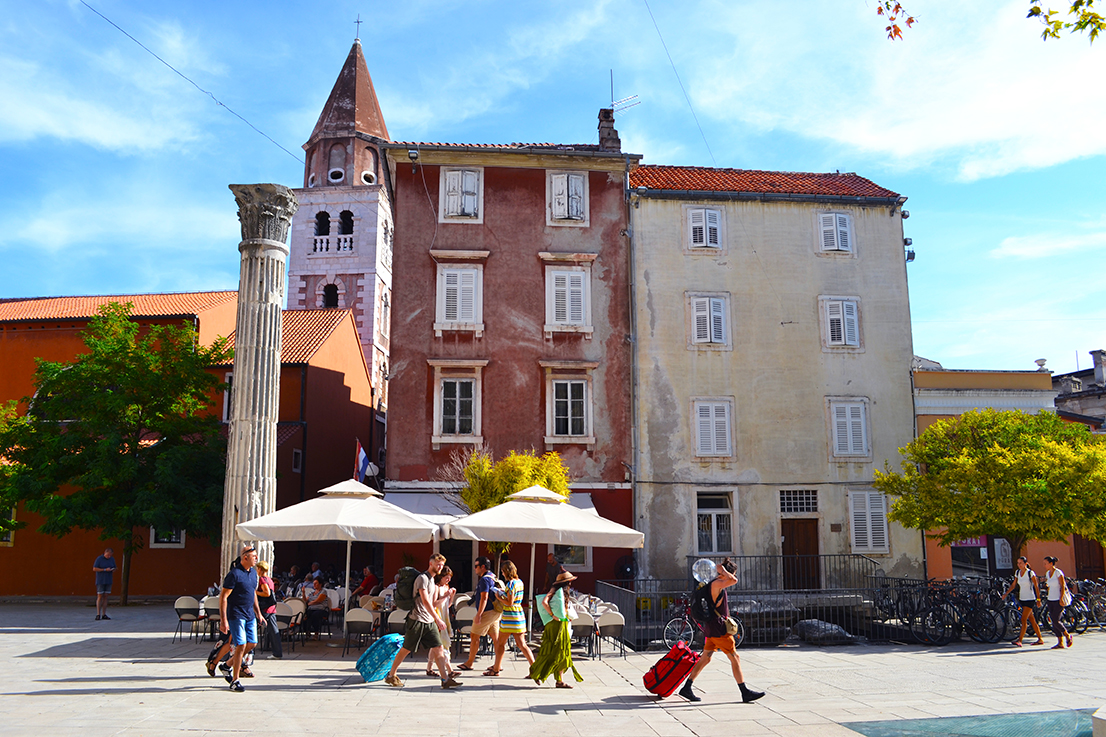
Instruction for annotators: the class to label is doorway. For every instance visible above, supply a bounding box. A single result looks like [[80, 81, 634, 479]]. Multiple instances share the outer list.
[[782, 518, 820, 589], [1074, 534, 1105, 581], [439, 539, 474, 593]]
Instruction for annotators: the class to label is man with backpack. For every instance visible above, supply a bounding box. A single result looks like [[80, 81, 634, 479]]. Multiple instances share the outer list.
[[457, 556, 501, 672], [679, 557, 765, 704], [384, 553, 460, 689]]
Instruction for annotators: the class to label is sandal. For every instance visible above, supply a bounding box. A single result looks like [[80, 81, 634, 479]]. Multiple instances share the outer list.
[[1065, 634, 1073, 647], [1012, 641, 1022, 647], [240, 666, 254, 678], [426, 670, 435, 677], [1032, 640, 1045, 646], [556, 681, 572, 689], [1051, 643, 1064, 649], [483, 667, 501, 676], [456, 664, 474, 671]]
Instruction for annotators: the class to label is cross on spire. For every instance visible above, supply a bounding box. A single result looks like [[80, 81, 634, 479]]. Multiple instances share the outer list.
[[355, 14, 362, 40]]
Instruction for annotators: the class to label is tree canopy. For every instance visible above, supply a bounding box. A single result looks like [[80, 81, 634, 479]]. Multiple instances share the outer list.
[[873, 409, 1106, 557], [0, 302, 232, 603], [878, 1, 1103, 42]]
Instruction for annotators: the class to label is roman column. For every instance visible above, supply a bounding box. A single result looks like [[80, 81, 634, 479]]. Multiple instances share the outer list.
[[220, 183, 298, 575]]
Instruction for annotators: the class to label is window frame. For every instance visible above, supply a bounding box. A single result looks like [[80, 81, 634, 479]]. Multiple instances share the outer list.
[[291, 448, 303, 474], [828, 397, 870, 459], [149, 527, 186, 549], [434, 264, 484, 337], [686, 207, 723, 250], [819, 295, 863, 351], [222, 371, 234, 423], [695, 492, 735, 555], [544, 265, 593, 337], [439, 167, 484, 224], [430, 359, 487, 450], [691, 397, 734, 459], [815, 211, 856, 255], [687, 292, 731, 350], [541, 361, 598, 449], [849, 489, 890, 554], [0, 508, 14, 546], [546, 170, 590, 227], [553, 544, 593, 573]]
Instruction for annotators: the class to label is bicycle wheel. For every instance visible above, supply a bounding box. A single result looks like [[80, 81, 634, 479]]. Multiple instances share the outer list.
[[662, 617, 696, 648], [911, 606, 952, 646], [1090, 596, 1106, 628], [731, 617, 746, 648], [1000, 604, 1022, 642]]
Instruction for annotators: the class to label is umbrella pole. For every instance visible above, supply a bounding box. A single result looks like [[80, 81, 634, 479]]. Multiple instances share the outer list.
[[344, 540, 351, 634], [527, 543, 535, 641]]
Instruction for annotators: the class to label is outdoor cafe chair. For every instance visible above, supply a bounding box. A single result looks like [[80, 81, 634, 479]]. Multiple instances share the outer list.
[[343, 608, 377, 657], [173, 596, 203, 643], [596, 610, 626, 659], [273, 602, 297, 652], [571, 609, 597, 658], [453, 604, 476, 653], [200, 595, 222, 641], [387, 608, 409, 635]]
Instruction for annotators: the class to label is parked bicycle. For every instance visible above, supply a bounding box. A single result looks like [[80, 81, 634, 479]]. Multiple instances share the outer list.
[[661, 593, 745, 649]]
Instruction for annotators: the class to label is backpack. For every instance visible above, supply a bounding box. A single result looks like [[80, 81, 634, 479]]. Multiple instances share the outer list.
[[393, 567, 421, 610], [689, 581, 720, 624]]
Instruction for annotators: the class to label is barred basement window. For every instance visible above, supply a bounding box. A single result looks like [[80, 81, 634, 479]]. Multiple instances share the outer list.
[[780, 489, 818, 514]]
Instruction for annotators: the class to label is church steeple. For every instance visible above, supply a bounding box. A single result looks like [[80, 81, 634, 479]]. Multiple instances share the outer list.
[[302, 39, 390, 189]]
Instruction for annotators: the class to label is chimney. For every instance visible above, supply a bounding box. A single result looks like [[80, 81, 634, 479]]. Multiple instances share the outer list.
[[1092, 349, 1106, 386], [597, 108, 621, 153], [1059, 376, 1082, 394]]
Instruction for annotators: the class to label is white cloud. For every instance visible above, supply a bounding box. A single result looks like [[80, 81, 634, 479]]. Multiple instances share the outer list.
[[991, 231, 1106, 259]]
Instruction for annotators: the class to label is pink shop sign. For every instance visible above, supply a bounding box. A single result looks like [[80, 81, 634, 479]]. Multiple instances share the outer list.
[[952, 536, 987, 547]]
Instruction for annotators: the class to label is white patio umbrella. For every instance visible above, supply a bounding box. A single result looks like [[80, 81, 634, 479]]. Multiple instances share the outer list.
[[235, 479, 439, 630], [443, 484, 644, 632]]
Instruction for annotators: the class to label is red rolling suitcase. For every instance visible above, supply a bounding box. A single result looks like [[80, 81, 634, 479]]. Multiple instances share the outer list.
[[643, 641, 699, 698]]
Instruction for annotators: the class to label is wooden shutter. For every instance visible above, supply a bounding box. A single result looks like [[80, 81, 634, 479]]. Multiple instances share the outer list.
[[710, 298, 725, 343], [820, 213, 838, 251], [568, 174, 585, 220], [849, 491, 870, 550], [833, 403, 851, 454], [692, 297, 710, 342], [842, 300, 859, 346], [552, 271, 585, 324], [849, 490, 888, 552], [443, 270, 460, 321], [551, 173, 568, 219], [867, 492, 888, 551], [444, 170, 462, 216], [848, 404, 866, 454], [706, 209, 720, 247], [458, 270, 476, 321], [696, 403, 715, 455], [826, 300, 844, 345], [696, 402, 730, 455], [461, 170, 479, 216], [833, 402, 867, 455], [835, 214, 851, 252], [713, 404, 730, 455], [689, 209, 706, 247]]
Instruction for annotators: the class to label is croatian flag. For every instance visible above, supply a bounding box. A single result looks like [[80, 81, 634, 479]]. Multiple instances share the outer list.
[[356, 439, 372, 483]]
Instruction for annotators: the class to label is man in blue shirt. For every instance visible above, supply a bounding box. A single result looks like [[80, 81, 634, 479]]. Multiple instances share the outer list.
[[92, 548, 116, 621], [218, 544, 262, 692]]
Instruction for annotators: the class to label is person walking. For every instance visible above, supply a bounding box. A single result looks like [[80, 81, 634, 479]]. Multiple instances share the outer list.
[[255, 560, 282, 659], [218, 544, 263, 692], [486, 560, 535, 676], [1004, 556, 1044, 647], [384, 553, 460, 689], [528, 570, 582, 688], [92, 547, 116, 621], [1043, 555, 1073, 649], [679, 558, 765, 704], [426, 566, 458, 678], [457, 556, 501, 672]]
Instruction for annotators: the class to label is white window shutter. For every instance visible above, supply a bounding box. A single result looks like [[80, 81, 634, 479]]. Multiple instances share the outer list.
[[706, 209, 720, 247], [568, 272, 585, 323], [820, 213, 838, 251], [826, 300, 844, 345], [458, 270, 476, 322], [849, 491, 870, 550], [444, 170, 462, 217], [568, 174, 585, 220], [712, 404, 730, 455], [692, 297, 710, 342], [689, 209, 706, 247], [551, 173, 568, 219], [833, 404, 851, 455], [848, 404, 866, 454], [710, 298, 725, 343], [461, 170, 479, 216], [696, 403, 715, 455], [835, 214, 851, 252], [868, 492, 888, 551], [842, 300, 859, 346], [443, 271, 460, 321], [553, 273, 568, 322]]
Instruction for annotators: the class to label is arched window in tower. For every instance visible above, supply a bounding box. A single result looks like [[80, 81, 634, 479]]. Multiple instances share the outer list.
[[323, 284, 339, 308], [361, 147, 378, 185], [339, 210, 354, 235], [315, 212, 331, 236], [328, 144, 346, 184], [380, 292, 390, 337]]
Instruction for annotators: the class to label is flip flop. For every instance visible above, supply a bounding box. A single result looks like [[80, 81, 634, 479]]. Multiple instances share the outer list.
[[555, 681, 572, 689], [483, 668, 500, 676], [456, 664, 474, 671]]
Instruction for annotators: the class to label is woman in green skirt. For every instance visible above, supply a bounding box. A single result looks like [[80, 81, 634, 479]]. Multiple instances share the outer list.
[[529, 570, 582, 688]]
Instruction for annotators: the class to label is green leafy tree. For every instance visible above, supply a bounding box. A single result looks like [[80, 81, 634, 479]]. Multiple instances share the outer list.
[[878, 1, 1103, 42], [0, 302, 231, 604], [873, 409, 1106, 558], [447, 448, 572, 569]]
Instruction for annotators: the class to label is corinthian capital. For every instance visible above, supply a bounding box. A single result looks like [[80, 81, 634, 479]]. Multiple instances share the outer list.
[[229, 183, 299, 243]]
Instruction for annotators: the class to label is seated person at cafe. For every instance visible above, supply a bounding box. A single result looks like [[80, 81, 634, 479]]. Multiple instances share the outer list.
[[301, 578, 330, 636], [350, 566, 380, 601]]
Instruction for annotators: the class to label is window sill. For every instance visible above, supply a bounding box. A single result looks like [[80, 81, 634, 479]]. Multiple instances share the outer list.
[[821, 344, 865, 353], [546, 217, 590, 228], [432, 435, 484, 451], [687, 342, 732, 352], [544, 324, 593, 339], [434, 322, 484, 338], [544, 435, 596, 451]]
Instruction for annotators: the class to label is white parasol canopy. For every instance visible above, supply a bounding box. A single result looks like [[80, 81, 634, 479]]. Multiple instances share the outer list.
[[236, 479, 439, 628]]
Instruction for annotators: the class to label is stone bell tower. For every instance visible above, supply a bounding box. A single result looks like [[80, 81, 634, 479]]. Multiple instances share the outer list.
[[286, 39, 393, 410]]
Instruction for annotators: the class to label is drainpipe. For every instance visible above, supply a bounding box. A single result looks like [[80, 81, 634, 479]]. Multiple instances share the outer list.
[[624, 154, 643, 577]]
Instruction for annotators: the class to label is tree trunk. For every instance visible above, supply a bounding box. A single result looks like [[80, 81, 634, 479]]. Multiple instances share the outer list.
[[120, 547, 131, 606]]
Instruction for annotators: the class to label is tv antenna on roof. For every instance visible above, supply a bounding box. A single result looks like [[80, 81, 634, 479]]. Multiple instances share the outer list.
[[610, 70, 640, 114]]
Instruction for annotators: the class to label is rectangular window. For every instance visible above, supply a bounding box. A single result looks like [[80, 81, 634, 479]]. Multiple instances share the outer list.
[[550, 172, 586, 222], [553, 544, 592, 572], [696, 494, 733, 554], [441, 379, 475, 435], [552, 380, 587, 436], [689, 208, 721, 248], [292, 448, 303, 474], [849, 490, 889, 553], [1, 508, 14, 546], [830, 400, 868, 457], [443, 168, 480, 218], [780, 490, 818, 514], [222, 372, 233, 423], [150, 527, 186, 549], [551, 271, 586, 325], [434, 266, 483, 335], [691, 296, 727, 344], [824, 299, 860, 347], [694, 400, 732, 457], [819, 212, 853, 252]]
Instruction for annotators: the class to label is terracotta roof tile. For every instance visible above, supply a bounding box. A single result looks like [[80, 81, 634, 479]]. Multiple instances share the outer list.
[[629, 165, 900, 199], [0, 291, 237, 323], [390, 141, 601, 152], [224, 309, 353, 365]]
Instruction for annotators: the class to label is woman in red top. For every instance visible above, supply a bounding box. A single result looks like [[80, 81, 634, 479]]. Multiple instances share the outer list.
[[255, 561, 282, 659]]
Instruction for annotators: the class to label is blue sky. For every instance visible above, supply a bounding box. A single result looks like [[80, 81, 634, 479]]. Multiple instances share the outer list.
[[1, 0, 1104, 373]]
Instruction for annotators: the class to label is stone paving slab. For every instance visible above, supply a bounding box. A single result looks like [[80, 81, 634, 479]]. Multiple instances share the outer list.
[[2, 602, 1105, 736]]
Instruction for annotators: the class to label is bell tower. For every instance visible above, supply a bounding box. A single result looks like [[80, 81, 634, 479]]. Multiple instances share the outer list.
[[287, 39, 393, 409]]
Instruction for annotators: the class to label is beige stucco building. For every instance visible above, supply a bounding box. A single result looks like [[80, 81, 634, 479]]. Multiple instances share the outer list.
[[628, 165, 924, 582]]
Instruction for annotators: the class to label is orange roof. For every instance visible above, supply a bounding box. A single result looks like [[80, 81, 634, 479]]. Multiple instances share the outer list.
[[629, 165, 900, 199], [223, 309, 354, 365], [0, 291, 237, 323]]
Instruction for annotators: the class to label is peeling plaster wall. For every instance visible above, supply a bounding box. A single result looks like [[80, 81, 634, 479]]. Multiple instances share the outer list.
[[633, 197, 922, 579]]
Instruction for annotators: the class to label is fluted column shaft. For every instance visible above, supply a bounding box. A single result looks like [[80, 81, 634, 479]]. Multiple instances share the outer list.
[[220, 184, 298, 576]]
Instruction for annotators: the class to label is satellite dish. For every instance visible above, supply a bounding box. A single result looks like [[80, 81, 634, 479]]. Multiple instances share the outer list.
[[692, 558, 716, 584]]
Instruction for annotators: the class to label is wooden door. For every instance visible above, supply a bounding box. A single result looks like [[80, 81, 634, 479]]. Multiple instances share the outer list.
[[782, 518, 820, 590], [1074, 534, 1105, 582]]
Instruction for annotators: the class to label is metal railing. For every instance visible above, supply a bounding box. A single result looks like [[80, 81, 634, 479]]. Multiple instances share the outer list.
[[687, 554, 881, 591]]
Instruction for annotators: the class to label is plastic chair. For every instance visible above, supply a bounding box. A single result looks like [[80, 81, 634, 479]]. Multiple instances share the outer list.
[[173, 596, 203, 643], [273, 602, 297, 653], [571, 610, 596, 658], [387, 608, 409, 634], [453, 593, 472, 609], [343, 608, 377, 656], [454, 605, 476, 653], [200, 595, 222, 641], [596, 610, 626, 659]]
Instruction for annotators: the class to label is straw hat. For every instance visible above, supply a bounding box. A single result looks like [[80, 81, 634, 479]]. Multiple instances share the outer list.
[[554, 570, 577, 585]]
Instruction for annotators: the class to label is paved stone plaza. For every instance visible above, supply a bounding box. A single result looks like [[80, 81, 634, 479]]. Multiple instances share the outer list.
[[2, 602, 1104, 736]]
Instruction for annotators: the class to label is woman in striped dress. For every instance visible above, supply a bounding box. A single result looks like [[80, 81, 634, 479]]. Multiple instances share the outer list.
[[485, 560, 534, 676]]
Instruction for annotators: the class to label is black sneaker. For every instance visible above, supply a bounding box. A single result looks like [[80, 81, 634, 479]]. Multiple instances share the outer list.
[[229, 680, 245, 692], [95, 615, 101, 621], [741, 688, 765, 703], [101, 615, 111, 620], [678, 682, 701, 702]]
